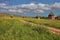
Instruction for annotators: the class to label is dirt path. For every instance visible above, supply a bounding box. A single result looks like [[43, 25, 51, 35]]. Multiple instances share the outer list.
[[20, 20, 60, 35]]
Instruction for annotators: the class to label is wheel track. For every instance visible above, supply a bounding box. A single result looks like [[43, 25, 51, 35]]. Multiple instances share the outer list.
[[20, 20, 60, 35]]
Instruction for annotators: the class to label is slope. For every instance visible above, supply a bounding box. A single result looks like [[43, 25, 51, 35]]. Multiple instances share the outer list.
[[0, 19, 60, 40]]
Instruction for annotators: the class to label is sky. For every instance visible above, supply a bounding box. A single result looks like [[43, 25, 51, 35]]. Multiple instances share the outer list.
[[0, 0, 60, 16]]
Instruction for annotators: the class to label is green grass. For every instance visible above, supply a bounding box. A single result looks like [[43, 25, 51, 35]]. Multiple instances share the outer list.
[[0, 18, 60, 40], [22, 18, 60, 29]]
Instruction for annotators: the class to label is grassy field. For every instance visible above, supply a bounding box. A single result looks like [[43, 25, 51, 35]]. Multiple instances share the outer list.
[[0, 13, 60, 40], [0, 18, 60, 40], [22, 18, 60, 29]]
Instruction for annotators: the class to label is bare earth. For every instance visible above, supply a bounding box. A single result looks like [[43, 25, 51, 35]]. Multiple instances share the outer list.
[[20, 20, 60, 35]]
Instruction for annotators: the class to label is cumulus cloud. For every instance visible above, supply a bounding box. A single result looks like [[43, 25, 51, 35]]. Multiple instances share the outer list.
[[50, 2, 60, 9], [0, 3, 7, 6], [0, 2, 60, 13], [7, 3, 50, 13]]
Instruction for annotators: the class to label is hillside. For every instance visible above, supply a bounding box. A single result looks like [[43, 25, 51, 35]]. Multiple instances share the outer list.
[[0, 12, 12, 18], [0, 12, 22, 19], [0, 12, 10, 16], [0, 19, 60, 40], [22, 18, 60, 29], [0, 13, 60, 40]]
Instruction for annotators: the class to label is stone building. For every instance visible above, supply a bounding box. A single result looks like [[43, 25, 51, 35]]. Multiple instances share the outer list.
[[48, 11, 55, 20]]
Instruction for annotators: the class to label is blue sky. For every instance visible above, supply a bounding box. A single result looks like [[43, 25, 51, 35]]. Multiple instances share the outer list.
[[0, 0, 60, 16], [0, 0, 60, 5]]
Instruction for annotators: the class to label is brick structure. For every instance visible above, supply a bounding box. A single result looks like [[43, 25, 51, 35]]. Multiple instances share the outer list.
[[48, 11, 55, 20]]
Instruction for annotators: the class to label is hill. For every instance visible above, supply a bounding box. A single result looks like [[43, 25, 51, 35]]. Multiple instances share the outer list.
[[0, 12, 11, 16], [0, 17, 60, 40], [0, 12, 22, 19], [0, 12, 12, 18], [0, 12, 60, 40]]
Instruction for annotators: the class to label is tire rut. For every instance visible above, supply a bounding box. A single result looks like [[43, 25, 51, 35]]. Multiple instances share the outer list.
[[20, 20, 60, 35]]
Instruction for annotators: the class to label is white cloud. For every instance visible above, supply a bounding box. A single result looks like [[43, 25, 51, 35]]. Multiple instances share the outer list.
[[51, 2, 60, 9], [34, 9, 44, 13], [0, 3, 7, 6], [9, 9, 17, 12], [0, 2, 60, 13]]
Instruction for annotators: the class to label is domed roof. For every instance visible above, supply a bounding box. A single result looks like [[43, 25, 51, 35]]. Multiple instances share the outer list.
[[48, 11, 54, 16]]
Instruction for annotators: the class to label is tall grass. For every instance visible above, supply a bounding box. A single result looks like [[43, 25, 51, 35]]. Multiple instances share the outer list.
[[22, 18, 60, 29], [0, 18, 60, 40]]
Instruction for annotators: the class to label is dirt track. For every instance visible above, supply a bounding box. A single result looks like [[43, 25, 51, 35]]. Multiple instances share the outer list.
[[20, 20, 60, 35]]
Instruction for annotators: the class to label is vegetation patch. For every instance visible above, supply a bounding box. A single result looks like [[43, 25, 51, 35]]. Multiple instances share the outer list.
[[0, 18, 60, 40], [22, 18, 60, 29]]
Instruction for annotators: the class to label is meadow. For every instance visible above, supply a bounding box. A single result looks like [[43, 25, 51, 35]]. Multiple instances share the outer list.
[[22, 18, 60, 29], [0, 18, 60, 40], [0, 13, 60, 40]]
